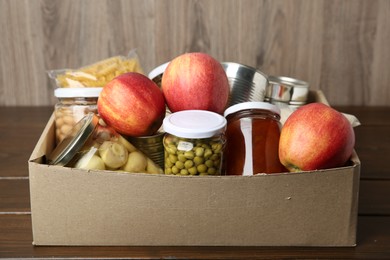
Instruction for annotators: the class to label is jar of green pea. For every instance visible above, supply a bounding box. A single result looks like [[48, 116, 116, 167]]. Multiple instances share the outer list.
[[162, 110, 227, 176]]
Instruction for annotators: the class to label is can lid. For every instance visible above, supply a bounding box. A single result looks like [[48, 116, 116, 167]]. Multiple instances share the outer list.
[[163, 110, 227, 139], [148, 62, 170, 80], [224, 102, 281, 118], [268, 76, 309, 88], [54, 87, 103, 98], [47, 113, 99, 166]]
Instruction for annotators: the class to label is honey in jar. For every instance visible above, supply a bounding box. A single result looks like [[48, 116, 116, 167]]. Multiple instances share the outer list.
[[223, 102, 287, 175]]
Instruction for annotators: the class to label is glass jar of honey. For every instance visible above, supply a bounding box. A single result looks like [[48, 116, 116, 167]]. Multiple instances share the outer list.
[[223, 102, 287, 175]]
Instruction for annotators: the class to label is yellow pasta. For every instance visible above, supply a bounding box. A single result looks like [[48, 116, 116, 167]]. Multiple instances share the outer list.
[[54, 54, 144, 88]]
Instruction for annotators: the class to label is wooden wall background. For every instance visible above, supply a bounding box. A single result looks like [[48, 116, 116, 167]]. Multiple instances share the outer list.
[[0, 0, 389, 106]]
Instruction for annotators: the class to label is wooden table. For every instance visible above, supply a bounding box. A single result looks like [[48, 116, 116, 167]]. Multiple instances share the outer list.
[[1, 106, 389, 259]]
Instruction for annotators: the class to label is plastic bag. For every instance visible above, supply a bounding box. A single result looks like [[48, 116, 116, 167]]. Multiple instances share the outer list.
[[48, 49, 144, 88]]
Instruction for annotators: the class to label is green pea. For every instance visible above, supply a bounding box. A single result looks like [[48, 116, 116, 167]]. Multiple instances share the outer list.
[[205, 159, 214, 168], [169, 154, 177, 164], [165, 159, 173, 168], [164, 136, 225, 176], [175, 160, 184, 169], [208, 167, 217, 175], [209, 153, 217, 160], [184, 151, 194, 160], [164, 135, 174, 144], [188, 166, 198, 175], [194, 156, 204, 166], [167, 144, 177, 154], [195, 147, 204, 157], [204, 148, 212, 159], [180, 169, 189, 175], [212, 143, 222, 153], [178, 154, 186, 162], [184, 160, 194, 169], [197, 164, 207, 173], [214, 159, 221, 168], [201, 143, 211, 149], [171, 166, 179, 174]]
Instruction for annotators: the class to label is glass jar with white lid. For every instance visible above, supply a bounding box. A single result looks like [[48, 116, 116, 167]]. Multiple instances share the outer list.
[[54, 87, 102, 144], [162, 110, 227, 176]]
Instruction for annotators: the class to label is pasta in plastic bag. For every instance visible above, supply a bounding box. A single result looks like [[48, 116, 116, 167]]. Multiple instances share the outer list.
[[48, 49, 144, 88]]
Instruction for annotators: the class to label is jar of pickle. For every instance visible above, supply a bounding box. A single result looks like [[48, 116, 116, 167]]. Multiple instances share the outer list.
[[223, 102, 287, 175], [54, 87, 102, 144], [47, 113, 163, 174], [162, 110, 227, 176]]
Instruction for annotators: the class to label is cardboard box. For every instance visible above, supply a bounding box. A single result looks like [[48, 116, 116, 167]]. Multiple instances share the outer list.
[[28, 90, 360, 246]]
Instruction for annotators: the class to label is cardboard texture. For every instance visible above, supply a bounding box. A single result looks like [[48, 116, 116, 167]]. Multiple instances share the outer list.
[[28, 90, 361, 246]]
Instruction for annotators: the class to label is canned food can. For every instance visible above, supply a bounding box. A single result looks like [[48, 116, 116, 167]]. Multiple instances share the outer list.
[[265, 76, 309, 106], [126, 132, 166, 169], [221, 62, 268, 107]]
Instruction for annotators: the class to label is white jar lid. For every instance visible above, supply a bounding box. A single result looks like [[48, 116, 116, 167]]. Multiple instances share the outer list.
[[224, 102, 281, 118], [163, 110, 227, 139], [54, 87, 103, 98]]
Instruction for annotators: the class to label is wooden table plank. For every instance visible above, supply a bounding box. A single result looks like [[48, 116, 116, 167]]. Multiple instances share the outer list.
[[0, 179, 30, 213], [335, 106, 390, 126], [0, 107, 52, 178], [334, 106, 390, 180], [0, 214, 389, 259], [359, 180, 390, 216], [354, 125, 390, 179]]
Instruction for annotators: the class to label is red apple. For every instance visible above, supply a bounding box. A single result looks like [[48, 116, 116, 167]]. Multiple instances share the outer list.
[[98, 72, 166, 137], [161, 52, 230, 114], [279, 103, 355, 172]]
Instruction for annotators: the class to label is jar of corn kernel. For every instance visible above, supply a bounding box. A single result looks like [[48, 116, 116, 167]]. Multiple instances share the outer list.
[[54, 87, 102, 144]]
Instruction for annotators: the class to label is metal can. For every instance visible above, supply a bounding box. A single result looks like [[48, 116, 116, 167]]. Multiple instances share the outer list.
[[265, 76, 309, 108], [126, 131, 165, 169], [162, 110, 227, 176], [221, 62, 269, 107], [148, 62, 170, 88], [223, 102, 287, 175]]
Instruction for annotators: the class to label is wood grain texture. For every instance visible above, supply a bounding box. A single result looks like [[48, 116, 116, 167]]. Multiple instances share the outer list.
[[1, 0, 389, 106], [1, 215, 390, 258]]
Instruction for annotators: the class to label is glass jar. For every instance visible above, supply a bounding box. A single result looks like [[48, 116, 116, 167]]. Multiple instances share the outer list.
[[47, 113, 163, 174], [223, 102, 287, 175], [162, 110, 227, 176], [54, 87, 102, 144]]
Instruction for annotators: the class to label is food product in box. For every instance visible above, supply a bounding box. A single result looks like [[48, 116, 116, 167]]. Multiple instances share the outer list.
[[48, 50, 144, 88], [47, 113, 163, 174]]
